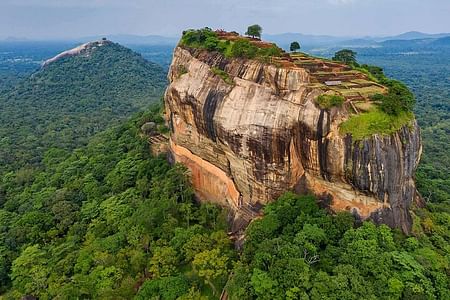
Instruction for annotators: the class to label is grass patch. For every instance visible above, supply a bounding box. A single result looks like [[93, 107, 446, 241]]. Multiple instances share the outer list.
[[316, 94, 345, 109], [340, 109, 413, 141], [354, 101, 374, 112], [211, 67, 234, 85]]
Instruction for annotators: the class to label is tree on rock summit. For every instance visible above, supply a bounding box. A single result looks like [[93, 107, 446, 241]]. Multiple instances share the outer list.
[[246, 24, 262, 39], [290, 41, 301, 52]]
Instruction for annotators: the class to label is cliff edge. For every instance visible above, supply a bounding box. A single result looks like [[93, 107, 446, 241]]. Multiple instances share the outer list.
[[164, 30, 422, 233]]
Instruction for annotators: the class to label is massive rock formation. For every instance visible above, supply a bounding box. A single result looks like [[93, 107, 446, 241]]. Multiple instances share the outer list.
[[164, 41, 422, 233]]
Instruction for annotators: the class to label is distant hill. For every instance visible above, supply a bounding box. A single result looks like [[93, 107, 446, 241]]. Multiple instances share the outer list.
[[0, 40, 166, 174], [383, 31, 450, 41], [76, 34, 179, 45], [380, 38, 434, 48], [264, 32, 351, 48], [264, 31, 450, 49], [379, 36, 450, 49]]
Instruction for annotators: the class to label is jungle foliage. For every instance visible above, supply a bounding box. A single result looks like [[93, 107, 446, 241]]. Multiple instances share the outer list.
[[0, 105, 235, 299], [0, 41, 166, 177], [0, 36, 449, 300], [227, 192, 450, 300]]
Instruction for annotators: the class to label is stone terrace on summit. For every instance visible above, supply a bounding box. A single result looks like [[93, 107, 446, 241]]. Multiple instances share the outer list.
[[215, 30, 388, 113]]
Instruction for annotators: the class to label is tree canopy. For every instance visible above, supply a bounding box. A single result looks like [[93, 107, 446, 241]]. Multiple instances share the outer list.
[[226, 192, 450, 300], [290, 41, 301, 52], [245, 25, 262, 39], [0, 104, 235, 298], [332, 49, 358, 65]]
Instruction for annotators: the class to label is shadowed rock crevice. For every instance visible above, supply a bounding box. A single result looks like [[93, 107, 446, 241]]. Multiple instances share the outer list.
[[203, 90, 226, 141]]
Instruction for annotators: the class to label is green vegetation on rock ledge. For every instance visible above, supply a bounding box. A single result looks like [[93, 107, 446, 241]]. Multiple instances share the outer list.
[[336, 50, 417, 140], [316, 94, 344, 109], [180, 28, 282, 61], [340, 110, 414, 141], [211, 67, 234, 85]]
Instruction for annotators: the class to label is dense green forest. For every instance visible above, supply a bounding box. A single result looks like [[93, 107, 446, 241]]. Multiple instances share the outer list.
[[0, 42, 79, 91], [227, 193, 449, 299], [0, 41, 166, 176], [1, 103, 448, 299], [0, 105, 235, 298], [0, 41, 449, 299]]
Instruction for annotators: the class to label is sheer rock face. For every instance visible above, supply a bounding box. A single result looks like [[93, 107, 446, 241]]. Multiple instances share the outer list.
[[164, 46, 422, 233]]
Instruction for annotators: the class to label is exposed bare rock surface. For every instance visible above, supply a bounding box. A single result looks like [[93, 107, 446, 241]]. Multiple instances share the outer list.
[[42, 39, 111, 67], [164, 46, 422, 233]]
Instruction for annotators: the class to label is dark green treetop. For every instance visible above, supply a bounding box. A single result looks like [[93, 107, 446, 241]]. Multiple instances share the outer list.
[[245, 24, 262, 39], [332, 49, 358, 65], [290, 41, 301, 52]]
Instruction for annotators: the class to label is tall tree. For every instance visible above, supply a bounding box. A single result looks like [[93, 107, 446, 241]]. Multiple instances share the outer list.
[[192, 248, 229, 295], [290, 41, 301, 52], [245, 24, 262, 39]]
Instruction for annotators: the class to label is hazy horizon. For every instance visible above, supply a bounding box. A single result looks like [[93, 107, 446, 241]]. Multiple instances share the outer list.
[[2, 30, 450, 43], [1, 0, 449, 40]]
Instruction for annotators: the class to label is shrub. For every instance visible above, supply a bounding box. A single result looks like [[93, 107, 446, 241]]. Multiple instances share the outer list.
[[360, 64, 385, 81], [316, 94, 345, 109], [332, 49, 358, 66], [229, 39, 282, 60], [180, 29, 282, 62], [211, 67, 234, 85], [290, 41, 301, 52], [176, 65, 188, 78], [259, 44, 282, 58], [384, 80, 415, 112], [230, 39, 258, 59], [370, 80, 415, 115], [245, 24, 262, 39], [180, 28, 221, 51], [204, 36, 220, 51], [378, 94, 404, 115]]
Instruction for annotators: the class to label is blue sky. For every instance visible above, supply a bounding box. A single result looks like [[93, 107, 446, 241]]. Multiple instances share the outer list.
[[1, 0, 449, 39]]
